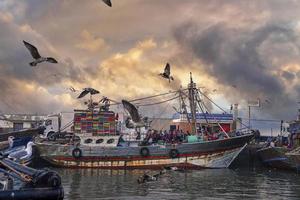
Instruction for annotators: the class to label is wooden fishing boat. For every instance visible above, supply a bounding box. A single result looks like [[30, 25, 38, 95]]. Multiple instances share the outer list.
[[36, 133, 253, 169], [35, 74, 254, 169]]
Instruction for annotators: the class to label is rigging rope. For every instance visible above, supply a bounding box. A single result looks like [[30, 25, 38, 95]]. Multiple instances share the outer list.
[[109, 88, 188, 106], [197, 89, 250, 129], [138, 95, 180, 106]]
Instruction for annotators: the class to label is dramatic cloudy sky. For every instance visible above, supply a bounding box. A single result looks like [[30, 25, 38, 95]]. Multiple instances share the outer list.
[[1, 0, 300, 124]]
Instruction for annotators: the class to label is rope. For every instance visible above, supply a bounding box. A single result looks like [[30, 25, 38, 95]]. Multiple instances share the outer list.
[[138, 95, 180, 106], [61, 119, 74, 131], [109, 89, 188, 106], [196, 89, 250, 129]]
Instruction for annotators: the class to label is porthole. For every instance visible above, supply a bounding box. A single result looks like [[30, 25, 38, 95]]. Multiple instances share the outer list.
[[96, 139, 104, 144], [107, 138, 115, 144], [84, 138, 93, 144]]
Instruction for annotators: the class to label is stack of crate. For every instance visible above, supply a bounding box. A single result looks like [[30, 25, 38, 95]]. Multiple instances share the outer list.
[[74, 110, 116, 135]]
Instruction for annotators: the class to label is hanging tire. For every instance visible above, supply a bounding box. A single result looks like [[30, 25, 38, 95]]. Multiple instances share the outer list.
[[47, 132, 57, 141], [72, 148, 82, 159], [169, 149, 179, 159], [140, 147, 150, 157]]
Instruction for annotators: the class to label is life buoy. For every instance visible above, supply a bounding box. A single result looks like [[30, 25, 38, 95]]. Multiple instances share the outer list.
[[140, 147, 150, 157], [72, 148, 82, 159], [169, 149, 179, 159]]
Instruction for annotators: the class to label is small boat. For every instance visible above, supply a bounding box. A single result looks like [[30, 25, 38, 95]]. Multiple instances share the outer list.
[[0, 127, 44, 143], [0, 158, 64, 200], [257, 146, 293, 170], [257, 113, 300, 171], [286, 147, 300, 171]]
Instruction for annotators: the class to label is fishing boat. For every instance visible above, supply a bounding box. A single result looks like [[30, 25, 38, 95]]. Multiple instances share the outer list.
[[35, 74, 254, 169], [285, 147, 300, 171], [257, 112, 300, 171], [257, 146, 293, 170]]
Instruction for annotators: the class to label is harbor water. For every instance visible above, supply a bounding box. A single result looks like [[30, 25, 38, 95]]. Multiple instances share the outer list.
[[56, 168, 300, 200]]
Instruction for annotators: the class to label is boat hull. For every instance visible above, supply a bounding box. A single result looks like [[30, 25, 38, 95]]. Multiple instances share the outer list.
[[257, 146, 294, 170], [36, 134, 253, 169], [286, 147, 300, 171], [0, 187, 64, 200]]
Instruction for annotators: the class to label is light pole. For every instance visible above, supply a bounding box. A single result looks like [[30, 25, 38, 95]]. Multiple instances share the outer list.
[[248, 98, 260, 129]]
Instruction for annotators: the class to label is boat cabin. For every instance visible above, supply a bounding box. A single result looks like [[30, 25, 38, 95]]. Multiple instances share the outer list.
[[171, 113, 234, 134]]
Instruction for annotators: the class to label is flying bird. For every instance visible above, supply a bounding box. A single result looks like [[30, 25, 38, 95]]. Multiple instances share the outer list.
[[102, 0, 112, 7], [159, 63, 174, 83], [68, 86, 77, 93], [23, 40, 58, 66], [77, 88, 100, 99], [122, 100, 140, 123]]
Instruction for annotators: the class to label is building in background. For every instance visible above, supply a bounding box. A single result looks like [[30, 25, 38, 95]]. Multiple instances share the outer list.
[[0, 114, 46, 134]]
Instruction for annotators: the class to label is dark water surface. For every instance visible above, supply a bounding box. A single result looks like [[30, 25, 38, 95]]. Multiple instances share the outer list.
[[56, 168, 300, 200]]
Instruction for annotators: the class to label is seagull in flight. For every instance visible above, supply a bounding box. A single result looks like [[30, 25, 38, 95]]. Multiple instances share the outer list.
[[23, 40, 58, 67], [102, 0, 112, 7], [68, 86, 78, 93], [77, 88, 100, 99], [159, 63, 174, 83]]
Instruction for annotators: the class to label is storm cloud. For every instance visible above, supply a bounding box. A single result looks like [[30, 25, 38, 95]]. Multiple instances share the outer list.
[[1, 0, 300, 121], [173, 22, 300, 119]]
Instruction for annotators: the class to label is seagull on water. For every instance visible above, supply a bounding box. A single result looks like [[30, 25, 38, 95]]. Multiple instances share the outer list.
[[102, 0, 112, 7], [77, 88, 100, 99], [23, 40, 58, 67], [159, 63, 174, 83]]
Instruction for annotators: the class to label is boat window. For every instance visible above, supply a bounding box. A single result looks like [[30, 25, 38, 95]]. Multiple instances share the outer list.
[[84, 138, 93, 144], [107, 139, 115, 144], [45, 119, 52, 126], [96, 139, 104, 144]]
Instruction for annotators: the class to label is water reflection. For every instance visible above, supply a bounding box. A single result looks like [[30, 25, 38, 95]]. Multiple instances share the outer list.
[[55, 168, 300, 200]]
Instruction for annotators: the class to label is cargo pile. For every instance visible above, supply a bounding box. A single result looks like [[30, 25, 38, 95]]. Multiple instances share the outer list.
[[74, 110, 116, 135]]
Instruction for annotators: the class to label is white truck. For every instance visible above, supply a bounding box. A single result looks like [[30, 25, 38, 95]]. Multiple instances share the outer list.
[[41, 113, 74, 141]]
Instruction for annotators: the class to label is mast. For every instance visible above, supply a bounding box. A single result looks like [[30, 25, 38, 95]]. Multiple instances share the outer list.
[[178, 87, 190, 123], [188, 72, 197, 134]]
